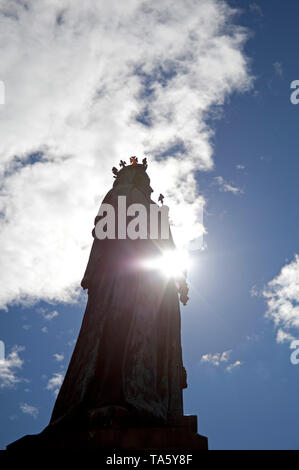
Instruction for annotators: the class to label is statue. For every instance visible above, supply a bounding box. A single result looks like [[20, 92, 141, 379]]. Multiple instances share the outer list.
[[7, 158, 208, 450], [49, 159, 188, 430]]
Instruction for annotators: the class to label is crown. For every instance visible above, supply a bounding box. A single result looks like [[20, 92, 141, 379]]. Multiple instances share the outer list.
[[112, 156, 148, 178]]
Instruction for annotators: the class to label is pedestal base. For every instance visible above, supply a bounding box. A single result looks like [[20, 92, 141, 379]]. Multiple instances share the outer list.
[[6, 416, 208, 451]]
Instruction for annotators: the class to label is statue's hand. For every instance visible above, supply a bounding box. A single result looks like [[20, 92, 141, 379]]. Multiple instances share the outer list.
[[177, 276, 189, 306]]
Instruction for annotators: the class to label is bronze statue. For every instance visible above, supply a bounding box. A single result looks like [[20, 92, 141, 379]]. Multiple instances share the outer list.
[[7, 159, 208, 451], [49, 159, 188, 430]]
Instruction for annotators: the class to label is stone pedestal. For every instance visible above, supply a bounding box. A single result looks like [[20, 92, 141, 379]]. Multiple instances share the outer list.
[[6, 416, 208, 451]]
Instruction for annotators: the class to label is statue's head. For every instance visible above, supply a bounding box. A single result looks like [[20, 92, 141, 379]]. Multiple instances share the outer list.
[[112, 158, 153, 197]]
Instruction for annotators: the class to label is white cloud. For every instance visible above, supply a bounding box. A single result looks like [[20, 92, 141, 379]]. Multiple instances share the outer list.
[[236, 164, 245, 170], [46, 372, 64, 396], [201, 349, 232, 366], [41, 327, 48, 333], [0, 0, 251, 309], [42, 310, 59, 321], [0, 345, 24, 389], [220, 349, 232, 362], [201, 349, 243, 372], [214, 176, 243, 194], [276, 329, 295, 345], [250, 285, 260, 297], [53, 353, 64, 362], [20, 402, 39, 419], [273, 61, 283, 77], [201, 353, 221, 366], [264, 254, 299, 343], [226, 360, 243, 373]]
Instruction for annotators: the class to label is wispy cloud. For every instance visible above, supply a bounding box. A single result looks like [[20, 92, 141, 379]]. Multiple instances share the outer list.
[[263, 254, 299, 344], [276, 329, 295, 344], [0, 0, 251, 309], [201, 349, 232, 366], [201, 349, 243, 373], [42, 310, 59, 321], [9, 414, 18, 421], [53, 353, 64, 362], [236, 164, 245, 170], [46, 372, 64, 396], [20, 402, 39, 419], [214, 176, 243, 195], [249, 3, 263, 17], [0, 346, 24, 389], [273, 61, 283, 77], [226, 360, 243, 373], [250, 285, 261, 297]]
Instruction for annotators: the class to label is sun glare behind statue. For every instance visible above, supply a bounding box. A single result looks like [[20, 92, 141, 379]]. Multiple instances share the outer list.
[[143, 249, 191, 279]]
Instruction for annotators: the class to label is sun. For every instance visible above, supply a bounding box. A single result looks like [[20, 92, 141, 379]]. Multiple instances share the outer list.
[[143, 249, 190, 279]]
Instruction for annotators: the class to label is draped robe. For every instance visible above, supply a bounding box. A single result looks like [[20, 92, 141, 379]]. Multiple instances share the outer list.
[[49, 165, 185, 429]]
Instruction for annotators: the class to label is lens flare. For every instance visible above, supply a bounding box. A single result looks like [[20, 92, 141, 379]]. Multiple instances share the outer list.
[[143, 250, 190, 278]]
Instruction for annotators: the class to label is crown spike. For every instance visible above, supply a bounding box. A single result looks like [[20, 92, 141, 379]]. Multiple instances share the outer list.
[[130, 156, 138, 165]]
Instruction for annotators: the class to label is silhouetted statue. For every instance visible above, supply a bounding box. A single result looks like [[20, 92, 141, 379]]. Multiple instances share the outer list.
[[49, 160, 188, 430], [7, 159, 209, 451]]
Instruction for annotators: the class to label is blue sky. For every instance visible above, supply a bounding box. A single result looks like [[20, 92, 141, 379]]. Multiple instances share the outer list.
[[0, 0, 299, 450]]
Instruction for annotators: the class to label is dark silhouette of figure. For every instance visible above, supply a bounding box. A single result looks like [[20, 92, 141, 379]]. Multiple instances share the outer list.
[[49, 161, 188, 430]]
